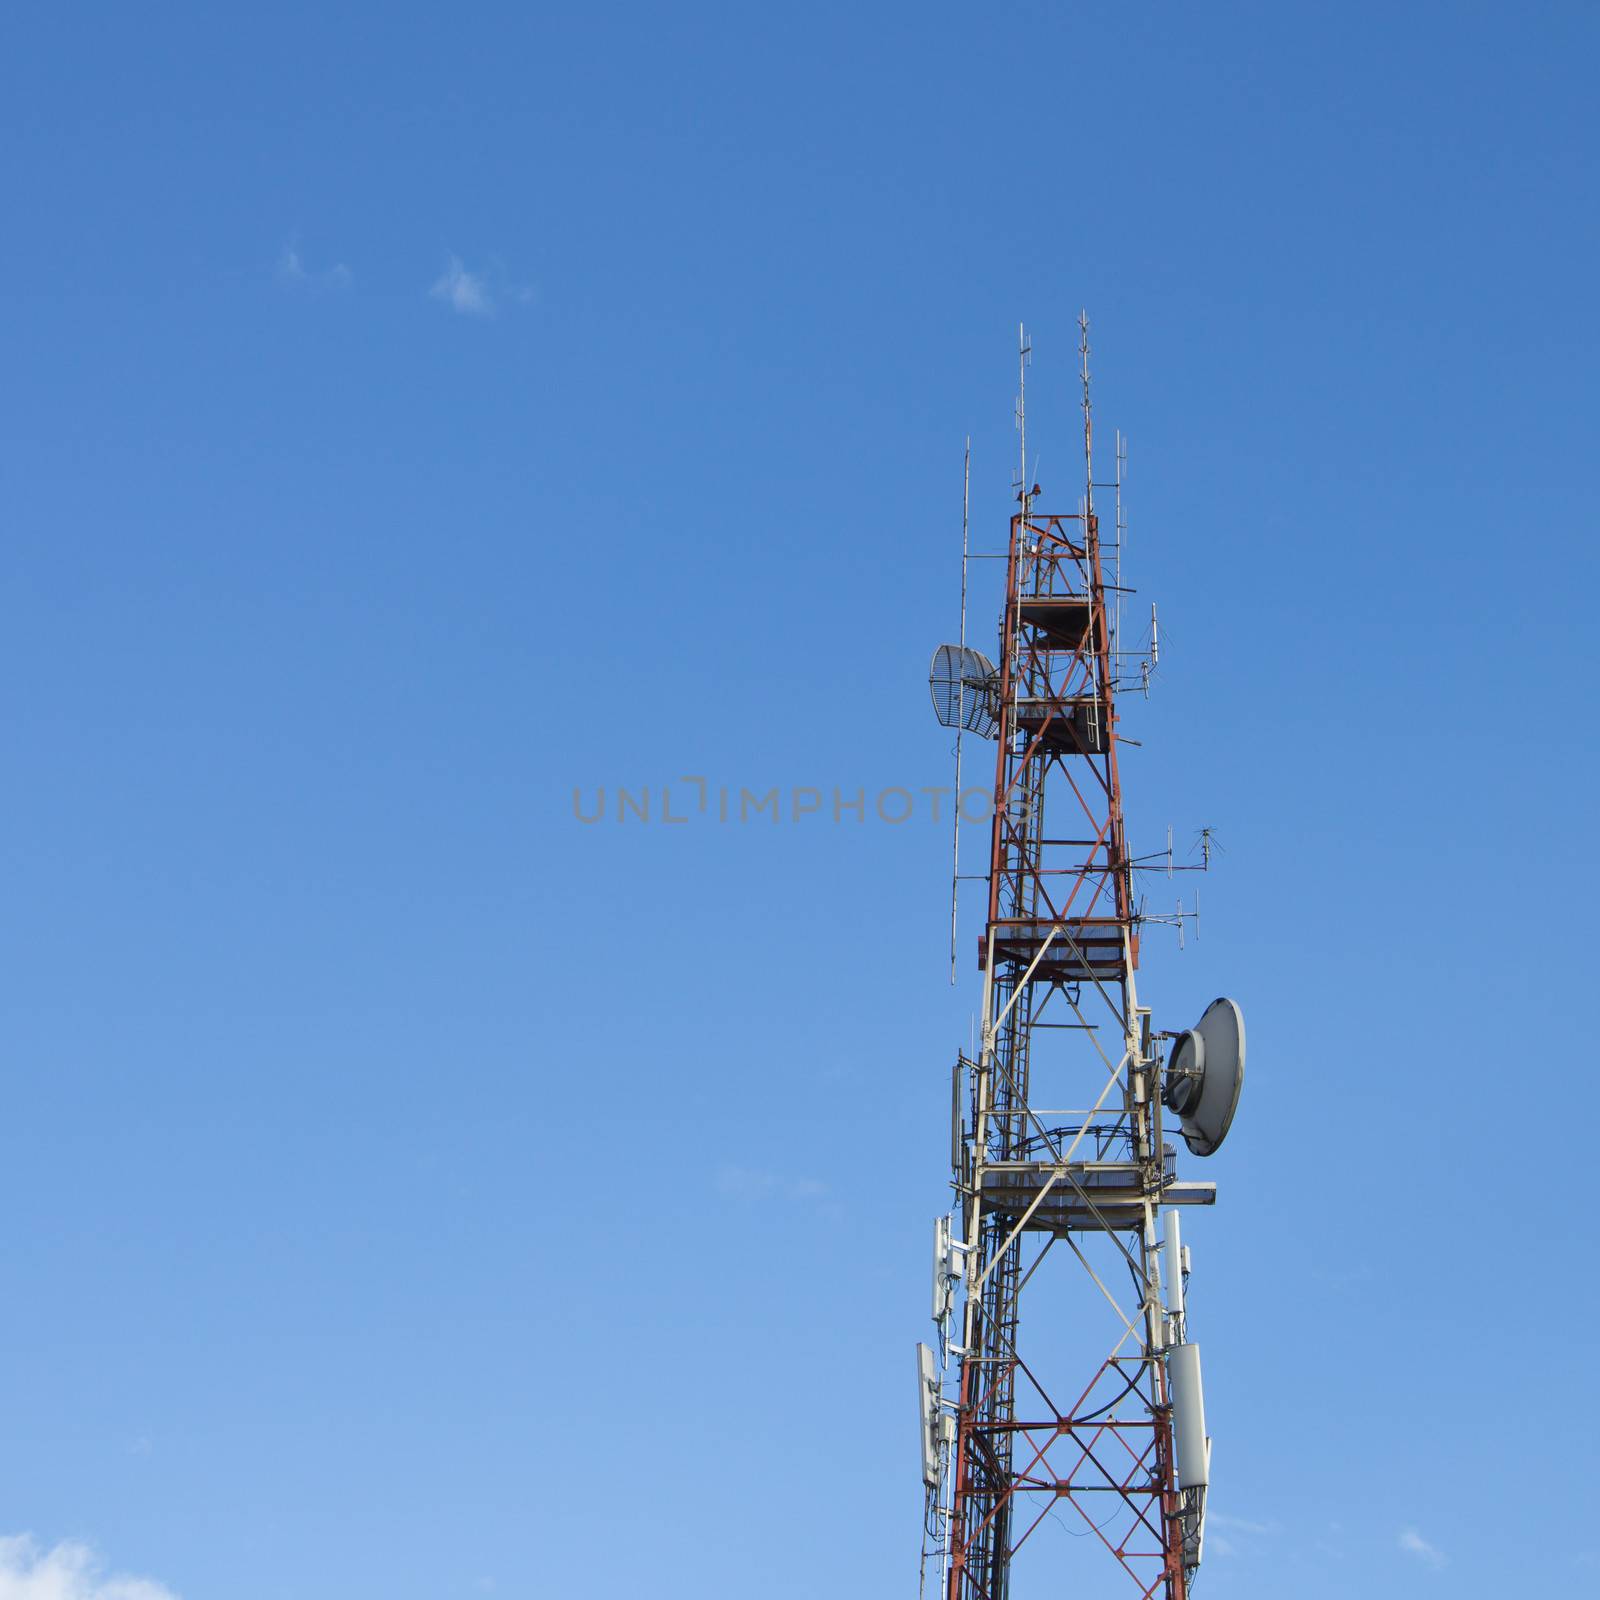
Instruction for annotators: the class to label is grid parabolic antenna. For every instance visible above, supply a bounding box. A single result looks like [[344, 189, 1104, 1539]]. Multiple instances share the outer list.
[[929, 644, 999, 738]]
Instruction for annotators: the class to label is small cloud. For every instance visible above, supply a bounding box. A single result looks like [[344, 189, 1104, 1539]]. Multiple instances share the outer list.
[[716, 1165, 829, 1204], [1399, 1528, 1446, 1570], [1207, 1512, 1272, 1560], [429, 254, 536, 317], [0, 1534, 178, 1600], [431, 255, 493, 316], [277, 239, 351, 292], [1209, 1514, 1271, 1535]]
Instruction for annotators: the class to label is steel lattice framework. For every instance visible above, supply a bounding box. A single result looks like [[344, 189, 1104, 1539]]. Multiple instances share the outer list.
[[922, 329, 1213, 1600]]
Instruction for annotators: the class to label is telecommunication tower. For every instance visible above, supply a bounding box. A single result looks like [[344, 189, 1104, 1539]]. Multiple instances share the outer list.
[[919, 319, 1248, 1600]]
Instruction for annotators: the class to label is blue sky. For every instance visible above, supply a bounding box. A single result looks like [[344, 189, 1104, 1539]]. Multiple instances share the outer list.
[[2, 3, 1596, 1596]]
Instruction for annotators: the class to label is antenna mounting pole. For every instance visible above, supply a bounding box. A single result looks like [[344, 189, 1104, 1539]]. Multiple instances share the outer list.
[[950, 437, 971, 984]]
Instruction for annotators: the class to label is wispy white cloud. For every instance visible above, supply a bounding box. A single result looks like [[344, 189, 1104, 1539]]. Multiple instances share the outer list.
[[717, 1165, 828, 1202], [1399, 1527, 1446, 1570], [1206, 1512, 1273, 1560], [431, 255, 493, 316], [716, 1165, 829, 1204], [277, 239, 351, 292], [1209, 1514, 1272, 1535], [430, 254, 535, 317], [0, 1536, 178, 1600]]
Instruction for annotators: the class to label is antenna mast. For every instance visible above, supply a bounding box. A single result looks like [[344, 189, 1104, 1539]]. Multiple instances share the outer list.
[[918, 324, 1241, 1600], [1080, 309, 1093, 517], [950, 438, 971, 984]]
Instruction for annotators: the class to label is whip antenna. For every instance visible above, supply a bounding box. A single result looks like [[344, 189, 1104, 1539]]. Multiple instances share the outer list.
[[949, 438, 971, 983]]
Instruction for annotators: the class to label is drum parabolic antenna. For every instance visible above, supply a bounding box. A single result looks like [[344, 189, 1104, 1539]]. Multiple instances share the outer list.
[[1163, 997, 1246, 1157]]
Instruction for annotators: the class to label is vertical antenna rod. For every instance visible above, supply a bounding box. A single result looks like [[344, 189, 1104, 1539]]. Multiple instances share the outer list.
[[1017, 323, 1030, 517], [1079, 309, 1094, 515], [1114, 429, 1125, 661], [950, 437, 971, 984]]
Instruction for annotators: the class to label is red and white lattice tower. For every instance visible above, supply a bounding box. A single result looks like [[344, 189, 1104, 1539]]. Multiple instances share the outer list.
[[919, 320, 1242, 1600]]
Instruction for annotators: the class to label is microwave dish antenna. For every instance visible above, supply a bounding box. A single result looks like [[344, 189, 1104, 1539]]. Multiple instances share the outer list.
[[1162, 996, 1246, 1156], [928, 644, 1000, 738]]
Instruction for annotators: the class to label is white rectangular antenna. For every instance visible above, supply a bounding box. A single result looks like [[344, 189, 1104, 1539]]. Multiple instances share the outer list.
[[1168, 1342, 1209, 1489], [1163, 1209, 1185, 1320], [932, 1216, 951, 1322], [916, 1342, 941, 1489]]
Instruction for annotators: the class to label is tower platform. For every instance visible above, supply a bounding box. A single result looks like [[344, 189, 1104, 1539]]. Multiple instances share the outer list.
[[979, 1155, 1215, 1232], [1014, 695, 1111, 754], [985, 917, 1130, 982], [1017, 594, 1092, 649]]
